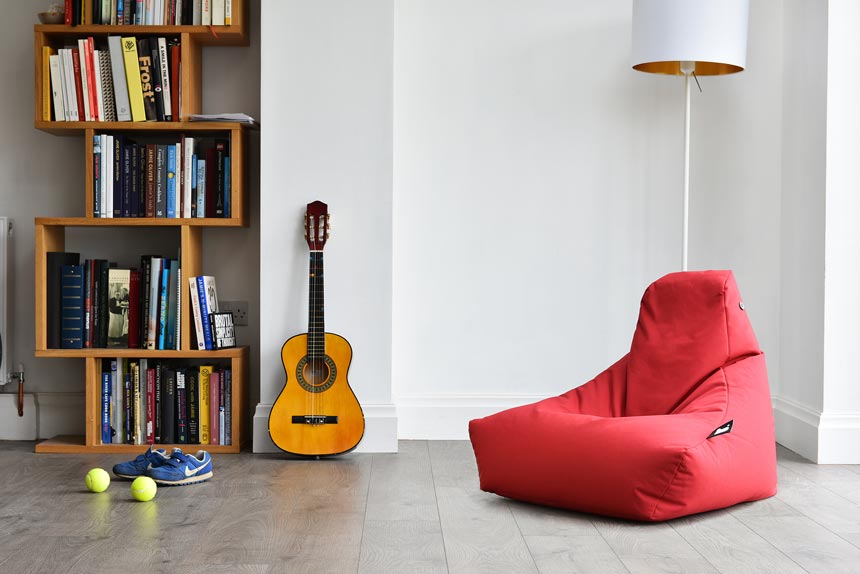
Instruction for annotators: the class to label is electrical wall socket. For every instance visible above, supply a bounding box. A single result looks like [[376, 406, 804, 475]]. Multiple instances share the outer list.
[[220, 300, 249, 326]]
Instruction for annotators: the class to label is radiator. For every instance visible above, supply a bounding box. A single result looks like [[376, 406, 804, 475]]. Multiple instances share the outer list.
[[0, 217, 8, 381]]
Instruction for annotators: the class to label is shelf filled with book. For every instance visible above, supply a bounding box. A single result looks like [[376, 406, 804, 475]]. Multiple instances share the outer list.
[[32, 1, 251, 454]]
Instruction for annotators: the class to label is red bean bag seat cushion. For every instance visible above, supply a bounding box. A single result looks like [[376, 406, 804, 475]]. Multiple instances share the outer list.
[[469, 270, 777, 521]]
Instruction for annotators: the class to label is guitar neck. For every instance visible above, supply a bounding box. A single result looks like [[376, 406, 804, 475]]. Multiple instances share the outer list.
[[308, 251, 325, 358]]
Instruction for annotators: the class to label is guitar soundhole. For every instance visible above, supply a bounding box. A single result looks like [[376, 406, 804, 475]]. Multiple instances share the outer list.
[[296, 355, 337, 393]]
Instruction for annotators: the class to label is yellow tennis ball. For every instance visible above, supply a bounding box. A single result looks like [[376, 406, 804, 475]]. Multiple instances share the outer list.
[[85, 468, 110, 493], [131, 476, 157, 502]]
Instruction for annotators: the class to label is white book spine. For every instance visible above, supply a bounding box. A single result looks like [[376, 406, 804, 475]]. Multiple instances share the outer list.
[[49, 55, 66, 122], [175, 267, 182, 350], [174, 143, 182, 217], [196, 159, 205, 217], [189, 277, 205, 350], [93, 50, 105, 122], [62, 50, 77, 122], [147, 259, 161, 350], [175, 0, 183, 24], [183, 137, 194, 218], [202, 0, 211, 25], [104, 135, 114, 218], [193, 0, 202, 25], [225, 0, 231, 25], [157, 38, 172, 120], [212, 0, 224, 25]]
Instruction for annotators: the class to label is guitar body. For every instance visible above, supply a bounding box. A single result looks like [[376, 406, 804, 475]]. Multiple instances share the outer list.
[[269, 332, 365, 456]]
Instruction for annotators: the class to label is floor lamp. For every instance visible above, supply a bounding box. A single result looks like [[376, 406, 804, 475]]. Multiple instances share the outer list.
[[631, 0, 749, 271]]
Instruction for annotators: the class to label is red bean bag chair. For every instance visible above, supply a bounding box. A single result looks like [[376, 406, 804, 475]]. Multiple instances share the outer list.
[[469, 270, 777, 521]]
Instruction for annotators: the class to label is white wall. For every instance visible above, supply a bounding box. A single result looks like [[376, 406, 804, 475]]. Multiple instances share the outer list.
[[0, 0, 260, 439], [392, 0, 772, 437], [256, 0, 396, 452]]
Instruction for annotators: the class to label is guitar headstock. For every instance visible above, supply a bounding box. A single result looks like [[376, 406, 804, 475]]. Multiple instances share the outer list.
[[304, 200, 330, 251]]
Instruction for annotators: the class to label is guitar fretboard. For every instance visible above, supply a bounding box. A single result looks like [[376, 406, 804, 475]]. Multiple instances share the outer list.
[[307, 251, 325, 359]]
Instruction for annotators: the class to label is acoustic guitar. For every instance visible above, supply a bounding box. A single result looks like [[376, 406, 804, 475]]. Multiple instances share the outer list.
[[268, 201, 365, 456]]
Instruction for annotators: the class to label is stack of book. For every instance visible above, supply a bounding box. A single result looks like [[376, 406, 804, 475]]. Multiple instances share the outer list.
[[63, 0, 235, 26], [93, 135, 231, 218], [101, 359, 233, 446], [44, 36, 180, 123], [53, 252, 183, 350]]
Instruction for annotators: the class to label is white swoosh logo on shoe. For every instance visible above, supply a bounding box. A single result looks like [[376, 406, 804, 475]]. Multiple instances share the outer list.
[[184, 464, 205, 477]]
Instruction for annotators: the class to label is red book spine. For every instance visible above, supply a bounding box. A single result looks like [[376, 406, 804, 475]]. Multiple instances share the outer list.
[[65, 0, 72, 25], [85, 38, 99, 121], [71, 49, 85, 121], [170, 44, 180, 120], [127, 270, 141, 348], [146, 368, 156, 444]]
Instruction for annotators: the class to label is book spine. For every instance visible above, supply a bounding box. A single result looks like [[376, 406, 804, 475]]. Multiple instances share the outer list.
[[138, 359, 147, 444], [196, 158, 205, 217], [199, 366, 211, 444], [62, 49, 78, 122], [42, 47, 54, 121], [224, 368, 232, 445], [183, 138, 194, 218], [83, 259, 92, 348], [137, 38, 157, 121], [166, 144, 177, 218], [214, 140, 226, 217], [104, 134, 113, 217], [76, 40, 91, 121], [187, 370, 198, 444], [154, 365, 162, 442], [225, 0, 231, 26], [157, 263, 169, 349], [93, 136, 101, 216], [146, 367, 155, 444], [176, 369, 187, 444], [150, 43, 165, 122], [124, 367, 133, 443], [147, 258, 161, 349], [169, 40, 180, 121], [223, 157, 231, 219], [114, 359, 124, 443], [65, 0, 73, 25], [60, 264, 84, 349], [158, 38, 172, 120], [121, 37, 146, 122], [98, 50, 117, 121], [48, 54, 66, 122], [85, 38, 99, 121], [204, 147, 216, 217], [196, 276, 213, 350], [174, 266, 181, 350], [71, 48, 85, 121], [99, 259, 110, 348], [92, 49, 105, 122], [176, 142, 182, 217], [146, 144, 156, 216], [102, 371, 111, 444], [122, 142, 133, 217], [107, 37, 132, 121], [189, 277, 205, 350], [110, 359, 119, 443], [127, 270, 141, 348], [106, 267, 131, 347], [155, 145, 166, 217], [219, 368, 225, 445], [209, 370, 219, 445], [92, 260, 102, 348], [212, 0, 224, 25], [140, 255, 151, 347], [135, 0, 144, 24], [133, 362, 141, 444], [162, 367, 176, 443], [202, 0, 210, 26], [130, 142, 140, 217], [166, 262, 179, 350], [113, 135, 123, 217], [192, 0, 201, 25]]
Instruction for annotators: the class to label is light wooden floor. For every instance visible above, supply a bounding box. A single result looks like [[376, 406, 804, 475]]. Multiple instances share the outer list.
[[1, 441, 859, 574]]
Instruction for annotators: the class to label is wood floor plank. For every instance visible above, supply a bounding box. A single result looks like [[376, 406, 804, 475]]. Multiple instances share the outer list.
[[359, 519, 448, 574], [508, 500, 601, 537], [592, 519, 719, 573], [364, 440, 439, 521], [523, 535, 630, 574], [671, 510, 806, 574], [733, 514, 860, 574]]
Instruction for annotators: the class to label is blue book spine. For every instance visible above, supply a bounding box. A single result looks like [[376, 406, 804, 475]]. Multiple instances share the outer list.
[[61, 264, 84, 349], [166, 144, 177, 218], [93, 137, 101, 217], [196, 276, 213, 350], [196, 159, 206, 218], [124, 371, 133, 444], [191, 154, 198, 217], [223, 157, 231, 218], [157, 263, 170, 349], [134, 0, 144, 25], [102, 372, 111, 444]]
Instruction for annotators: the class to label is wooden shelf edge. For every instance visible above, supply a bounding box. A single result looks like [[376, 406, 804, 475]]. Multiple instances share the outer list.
[[35, 120, 251, 134], [35, 346, 249, 359], [35, 216, 247, 227], [34, 25, 249, 46], [35, 435, 241, 454]]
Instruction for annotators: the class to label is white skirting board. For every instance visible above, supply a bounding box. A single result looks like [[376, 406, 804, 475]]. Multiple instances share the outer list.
[[396, 394, 548, 440], [773, 394, 860, 463], [253, 402, 398, 453], [0, 392, 85, 440]]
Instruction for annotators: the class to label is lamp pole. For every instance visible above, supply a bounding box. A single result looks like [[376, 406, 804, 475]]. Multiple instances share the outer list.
[[681, 61, 694, 272]]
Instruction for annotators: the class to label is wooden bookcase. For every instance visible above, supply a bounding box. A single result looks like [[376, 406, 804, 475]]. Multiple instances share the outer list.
[[32, 1, 251, 454]]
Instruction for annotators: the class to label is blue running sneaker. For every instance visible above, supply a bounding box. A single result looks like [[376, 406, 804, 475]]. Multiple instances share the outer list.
[[147, 450, 213, 485], [112, 446, 173, 479]]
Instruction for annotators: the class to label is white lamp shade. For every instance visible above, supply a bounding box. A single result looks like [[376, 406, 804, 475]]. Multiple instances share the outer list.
[[631, 0, 749, 76]]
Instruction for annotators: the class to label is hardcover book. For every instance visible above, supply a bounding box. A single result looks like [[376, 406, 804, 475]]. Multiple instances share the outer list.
[[48, 252, 80, 349], [121, 37, 146, 122], [60, 264, 84, 349], [106, 268, 130, 348], [136, 38, 157, 121]]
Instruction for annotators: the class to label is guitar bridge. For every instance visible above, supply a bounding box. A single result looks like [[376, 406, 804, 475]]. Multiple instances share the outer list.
[[292, 415, 339, 425]]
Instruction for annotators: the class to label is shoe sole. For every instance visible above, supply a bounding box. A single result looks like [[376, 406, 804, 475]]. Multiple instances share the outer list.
[[151, 471, 213, 486], [113, 472, 141, 480]]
